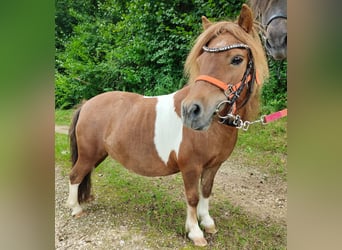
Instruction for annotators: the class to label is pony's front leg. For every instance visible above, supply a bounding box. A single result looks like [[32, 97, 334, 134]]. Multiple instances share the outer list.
[[197, 166, 220, 234], [182, 169, 207, 246], [197, 193, 217, 234], [185, 203, 207, 246]]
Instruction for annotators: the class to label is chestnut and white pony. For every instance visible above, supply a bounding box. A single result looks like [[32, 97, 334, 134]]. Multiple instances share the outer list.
[[67, 4, 268, 246]]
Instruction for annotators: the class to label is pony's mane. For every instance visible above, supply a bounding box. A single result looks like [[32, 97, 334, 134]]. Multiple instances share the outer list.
[[184, 19, 269, 119]]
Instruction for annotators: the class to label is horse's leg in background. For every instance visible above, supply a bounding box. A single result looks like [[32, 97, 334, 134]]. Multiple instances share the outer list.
[[181, 167, 207, 246], [198, 166, 220, 234]]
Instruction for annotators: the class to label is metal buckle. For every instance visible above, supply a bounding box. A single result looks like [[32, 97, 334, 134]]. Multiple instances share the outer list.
[[224, 84, 234, 98], [242, 121, 250, 131], [232, 115, 243, 129]]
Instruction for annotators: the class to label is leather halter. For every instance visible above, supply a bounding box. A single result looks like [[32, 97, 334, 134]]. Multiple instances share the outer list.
[[195, 43, 258, 127]]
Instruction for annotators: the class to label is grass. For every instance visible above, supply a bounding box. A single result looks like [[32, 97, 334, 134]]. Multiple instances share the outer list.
[[234, 117, 287, 180], [55, 109, 287, 249], [55, 109, 74, 126]]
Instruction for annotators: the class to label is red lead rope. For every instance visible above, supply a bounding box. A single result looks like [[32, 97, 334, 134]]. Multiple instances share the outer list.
[[263, 109, 288, 123]]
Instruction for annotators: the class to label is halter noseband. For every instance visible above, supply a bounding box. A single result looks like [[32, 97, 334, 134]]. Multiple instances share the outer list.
[[195, 43, 257, 127], [265, 14, 287, 30]]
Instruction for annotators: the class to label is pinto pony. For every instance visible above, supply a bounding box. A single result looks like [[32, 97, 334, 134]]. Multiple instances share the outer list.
[[67, 4, 268, 246]]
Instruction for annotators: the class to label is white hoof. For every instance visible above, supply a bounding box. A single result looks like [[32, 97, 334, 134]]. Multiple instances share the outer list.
[[70, 204, 83, 216], [204, 225, 218, 234], [188, 226, 207, 246], [192, 237, 208, 246]]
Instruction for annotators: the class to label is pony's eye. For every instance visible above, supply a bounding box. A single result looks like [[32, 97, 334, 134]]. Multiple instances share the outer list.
[[231, 56, 243, 65]]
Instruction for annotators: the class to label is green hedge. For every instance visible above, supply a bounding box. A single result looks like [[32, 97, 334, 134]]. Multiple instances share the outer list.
[[55, 0, 286, 112]]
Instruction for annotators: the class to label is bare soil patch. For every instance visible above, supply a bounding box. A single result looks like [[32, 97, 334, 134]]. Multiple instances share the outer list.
[[214, 160, 286, 225], [55, 166, 154, 249]]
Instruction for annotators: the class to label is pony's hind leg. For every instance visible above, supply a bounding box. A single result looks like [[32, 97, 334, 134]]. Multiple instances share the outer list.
[[67, 154, 107, 217], [197, 166, 220, 234], [67, 107, 108, 216], [67, 159, 93, 217], [67, 182, 82, 216]]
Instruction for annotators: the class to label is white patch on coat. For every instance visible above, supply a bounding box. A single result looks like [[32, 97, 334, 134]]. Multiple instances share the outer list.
[[154, 92, 183, 165]]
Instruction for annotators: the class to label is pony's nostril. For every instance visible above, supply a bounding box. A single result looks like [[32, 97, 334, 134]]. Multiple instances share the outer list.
[[192, 104, 201, 115], [189, 103, 201, 119]]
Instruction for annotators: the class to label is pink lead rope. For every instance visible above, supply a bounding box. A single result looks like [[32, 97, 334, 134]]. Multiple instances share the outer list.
[[263, 108, 288, 123], [234, 108, 287, 131]]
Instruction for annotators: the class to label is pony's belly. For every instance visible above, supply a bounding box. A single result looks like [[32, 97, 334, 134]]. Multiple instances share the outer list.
[[110, 152, 180, 177], [104, 127, 181, 177], [128, 162, 179, 177]]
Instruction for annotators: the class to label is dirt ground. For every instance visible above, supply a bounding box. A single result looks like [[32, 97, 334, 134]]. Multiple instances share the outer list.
[[55, 125, 286, 249]]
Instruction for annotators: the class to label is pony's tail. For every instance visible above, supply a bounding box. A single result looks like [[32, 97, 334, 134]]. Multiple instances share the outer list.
[[69, 106, 92, 203], [69, 107, 81, 166]]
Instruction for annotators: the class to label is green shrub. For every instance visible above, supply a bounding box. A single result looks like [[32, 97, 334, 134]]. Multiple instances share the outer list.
[[55, 0, 286, 112], [55, 73, 82, 109], [261, 59, 287, 113]]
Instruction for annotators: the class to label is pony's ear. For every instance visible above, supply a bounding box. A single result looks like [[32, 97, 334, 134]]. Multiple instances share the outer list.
[[201, 16, 212, 30], [238, 4, 254, 33]]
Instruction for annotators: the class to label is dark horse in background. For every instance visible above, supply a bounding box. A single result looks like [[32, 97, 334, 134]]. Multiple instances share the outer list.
[[249, 0, 287, 60]]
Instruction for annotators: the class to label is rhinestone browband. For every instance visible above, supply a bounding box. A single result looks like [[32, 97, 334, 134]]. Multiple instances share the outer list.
[[202, 43, 249, 53]]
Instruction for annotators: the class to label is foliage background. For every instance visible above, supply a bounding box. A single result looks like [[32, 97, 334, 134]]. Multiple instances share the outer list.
[[55, 0, 287, 112]]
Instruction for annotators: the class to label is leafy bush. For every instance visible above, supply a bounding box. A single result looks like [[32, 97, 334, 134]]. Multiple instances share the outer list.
[[55, 0, 286, 112], [261, 59, 287, 113]]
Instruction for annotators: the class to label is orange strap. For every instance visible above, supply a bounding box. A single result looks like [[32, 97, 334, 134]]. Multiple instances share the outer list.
[[195, 74, 256, 115], [195, 75, 229, 90], [195, 74, 254, 92], [195, 70, 260, 91]]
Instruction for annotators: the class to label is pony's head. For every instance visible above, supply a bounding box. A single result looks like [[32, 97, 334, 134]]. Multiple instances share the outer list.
[[181, 4, 268, 131]]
